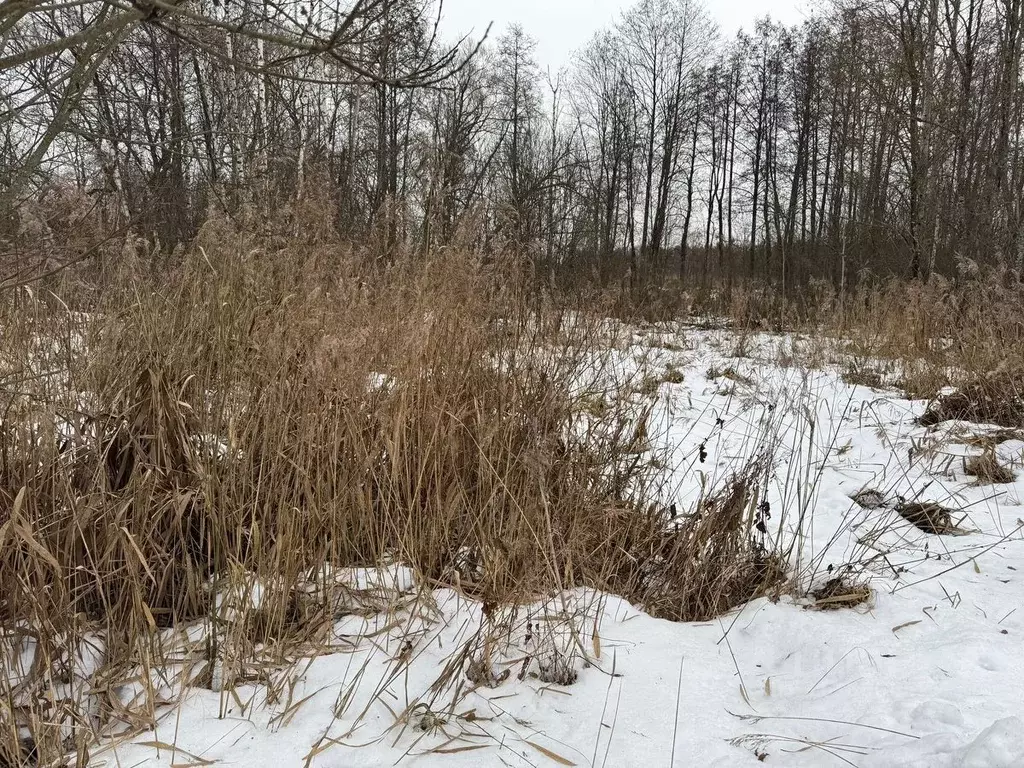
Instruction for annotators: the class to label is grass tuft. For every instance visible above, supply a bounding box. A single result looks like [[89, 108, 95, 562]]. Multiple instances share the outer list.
[[894, 501, 969, 536], [964, 448, 1017, 485], [919, 372, 1024, 429], [809, 576, 872, 611]]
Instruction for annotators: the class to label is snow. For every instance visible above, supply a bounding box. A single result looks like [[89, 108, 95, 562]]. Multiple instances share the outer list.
[[30, 325, 1024, 766], [367, 371, 395, 392]]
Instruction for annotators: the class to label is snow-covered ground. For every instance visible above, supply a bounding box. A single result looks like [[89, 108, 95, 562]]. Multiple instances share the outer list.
[[51, 327, 1024, 766]]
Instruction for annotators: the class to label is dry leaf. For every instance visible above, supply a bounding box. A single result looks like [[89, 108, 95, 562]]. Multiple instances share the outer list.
[[526, 740, 577, 766], [892, 620, 922, 635], [433, 745, 490, 755]]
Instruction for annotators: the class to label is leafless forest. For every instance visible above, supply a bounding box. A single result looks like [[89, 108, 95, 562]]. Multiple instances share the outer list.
[[4, 0, 1024, 289]]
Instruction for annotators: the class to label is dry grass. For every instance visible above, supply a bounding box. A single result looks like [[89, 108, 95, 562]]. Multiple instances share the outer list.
[[19, 220, 1022, 764], [809, 576, 872, 611], [964, 448, 1017, 485], [705, 364, 752, 385], [711, 269, 1024, 411], [894, 501, 969, 536], [919, 372, 1024, 428], [840, 362, 889, 390], [823, 271, 1024, 395], [639, 466, 787, 621], [634, 365, 687, 396], [0, 217, 789, 765], [962, 428, 1024, 447], [851, 488, 888, 510]]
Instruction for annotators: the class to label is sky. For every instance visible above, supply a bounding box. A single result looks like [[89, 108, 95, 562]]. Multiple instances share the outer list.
[[438, 0, 809, 73]]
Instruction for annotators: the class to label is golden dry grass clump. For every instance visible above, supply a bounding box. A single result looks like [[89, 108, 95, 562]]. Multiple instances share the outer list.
[[709, 268, 1024, 405], [0, 214, 785, 765], [964, 447, 1017, 485]]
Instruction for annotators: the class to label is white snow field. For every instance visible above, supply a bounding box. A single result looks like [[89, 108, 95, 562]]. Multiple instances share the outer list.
[[67, 327, 1024, 766]]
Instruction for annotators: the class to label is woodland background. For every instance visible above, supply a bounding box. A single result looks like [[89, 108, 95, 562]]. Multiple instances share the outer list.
[[4, 0, 1024, 292]]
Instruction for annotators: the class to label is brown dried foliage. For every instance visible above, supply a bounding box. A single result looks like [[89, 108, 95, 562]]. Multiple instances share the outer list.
[[0, 217, 787, 763]]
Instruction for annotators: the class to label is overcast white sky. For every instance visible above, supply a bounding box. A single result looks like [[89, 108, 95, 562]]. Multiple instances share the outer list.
[[438, 0, 809, 73]]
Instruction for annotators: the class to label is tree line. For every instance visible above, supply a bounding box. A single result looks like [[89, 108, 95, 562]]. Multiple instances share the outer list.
[[3, 0, 1024, 288]]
